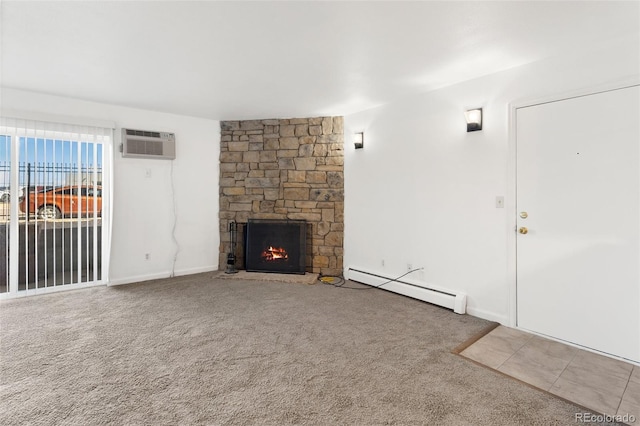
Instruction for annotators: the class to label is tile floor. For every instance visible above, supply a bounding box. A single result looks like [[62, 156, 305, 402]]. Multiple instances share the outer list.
[[461, 326, 640, 422]]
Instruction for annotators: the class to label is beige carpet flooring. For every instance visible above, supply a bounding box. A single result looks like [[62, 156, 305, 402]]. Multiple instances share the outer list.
[[0, 273, 604, 425]]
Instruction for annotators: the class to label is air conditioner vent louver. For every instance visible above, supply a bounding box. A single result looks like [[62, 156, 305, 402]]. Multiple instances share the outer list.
[[126, 129, 162, 138], [122, 128, 175, 160], [127, 139, 163, 156]]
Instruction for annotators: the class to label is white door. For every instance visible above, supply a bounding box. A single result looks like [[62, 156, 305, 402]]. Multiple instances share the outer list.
[[516, 85, 640, 363]]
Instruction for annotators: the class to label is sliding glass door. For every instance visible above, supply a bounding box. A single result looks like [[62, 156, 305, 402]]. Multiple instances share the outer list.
[[0, 118, 112, 296]]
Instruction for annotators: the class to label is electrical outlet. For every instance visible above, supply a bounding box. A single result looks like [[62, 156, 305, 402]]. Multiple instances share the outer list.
[[145, 253, 150, 261], [381, 259, 385, 267], [407, 263, 412, 271]]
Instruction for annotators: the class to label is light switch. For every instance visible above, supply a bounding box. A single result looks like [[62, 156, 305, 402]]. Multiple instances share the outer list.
[[495, 196, 504, 208]]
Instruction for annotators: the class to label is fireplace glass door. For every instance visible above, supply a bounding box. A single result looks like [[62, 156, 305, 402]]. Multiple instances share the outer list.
[[245, 219, 306, 274]]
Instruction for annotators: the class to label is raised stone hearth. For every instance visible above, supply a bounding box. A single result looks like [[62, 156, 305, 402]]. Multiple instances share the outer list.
[[219, 117, 344, 276], [213, 270, 319, 285]]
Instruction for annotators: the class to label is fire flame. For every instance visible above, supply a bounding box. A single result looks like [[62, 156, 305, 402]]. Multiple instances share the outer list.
[[261, 246, 289, 261]]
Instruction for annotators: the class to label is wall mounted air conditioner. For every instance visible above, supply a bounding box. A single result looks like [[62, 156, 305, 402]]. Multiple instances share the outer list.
[[121, 128, 176, 159]]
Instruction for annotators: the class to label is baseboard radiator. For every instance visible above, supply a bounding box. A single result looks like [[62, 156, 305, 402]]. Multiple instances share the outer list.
[[346, 267, 467, 314]]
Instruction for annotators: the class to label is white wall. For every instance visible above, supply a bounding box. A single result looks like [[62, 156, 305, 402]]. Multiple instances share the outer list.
[[344, 36, 639, 324], [1, 88, 220, 284]]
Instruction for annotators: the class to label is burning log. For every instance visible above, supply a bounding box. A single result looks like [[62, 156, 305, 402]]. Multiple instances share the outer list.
[[261, 246, 289, 261]]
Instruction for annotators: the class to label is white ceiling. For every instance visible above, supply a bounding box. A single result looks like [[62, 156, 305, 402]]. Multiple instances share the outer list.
[[1, 1, 638, 120]]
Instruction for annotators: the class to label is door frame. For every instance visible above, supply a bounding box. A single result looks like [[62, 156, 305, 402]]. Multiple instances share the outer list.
[[506, 77, 640, 331]]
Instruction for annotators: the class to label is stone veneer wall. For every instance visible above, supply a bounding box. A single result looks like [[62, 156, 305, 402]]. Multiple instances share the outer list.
[[219, 117, 344, 276]]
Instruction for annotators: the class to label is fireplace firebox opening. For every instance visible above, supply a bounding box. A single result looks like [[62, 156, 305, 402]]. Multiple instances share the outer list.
[[245, 219, 307, 274]]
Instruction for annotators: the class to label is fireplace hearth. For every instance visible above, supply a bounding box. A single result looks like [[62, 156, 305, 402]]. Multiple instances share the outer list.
[[245, 219, 307, 274]]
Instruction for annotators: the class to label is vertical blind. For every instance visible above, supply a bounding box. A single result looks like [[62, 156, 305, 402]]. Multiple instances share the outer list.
[[0, 116, 113, 296]]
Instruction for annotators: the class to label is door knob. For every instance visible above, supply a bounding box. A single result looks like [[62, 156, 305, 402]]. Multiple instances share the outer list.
[[519, 212, 528, 219], [519, 227, 528, 234]]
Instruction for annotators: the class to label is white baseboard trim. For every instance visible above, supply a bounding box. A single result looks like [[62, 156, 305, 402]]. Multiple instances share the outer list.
[[465, 306, 508, 325], [108, 266, 216, 286], [108, 272, 173, 286], [173, 266, 217, 277]]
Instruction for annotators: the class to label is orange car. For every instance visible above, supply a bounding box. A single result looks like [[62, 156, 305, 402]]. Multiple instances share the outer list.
[[20, 185, 102, 220]]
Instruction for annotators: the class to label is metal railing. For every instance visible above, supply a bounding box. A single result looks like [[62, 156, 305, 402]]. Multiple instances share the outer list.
[[0, 161, 102, 221], [0, 161, 103, 293]]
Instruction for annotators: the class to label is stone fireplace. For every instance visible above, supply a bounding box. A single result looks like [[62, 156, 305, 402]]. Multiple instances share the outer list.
[[219, 117, 344, 276]]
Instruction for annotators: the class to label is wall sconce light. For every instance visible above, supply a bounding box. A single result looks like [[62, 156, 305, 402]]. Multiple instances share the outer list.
[[354, 132, 364, 149], [465, 108, 483, 132]]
